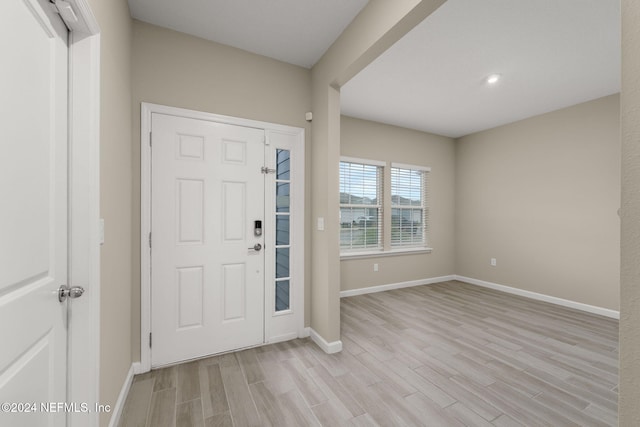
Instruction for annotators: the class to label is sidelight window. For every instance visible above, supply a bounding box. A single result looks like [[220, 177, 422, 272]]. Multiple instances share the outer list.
[[275, 149, 291, 312]]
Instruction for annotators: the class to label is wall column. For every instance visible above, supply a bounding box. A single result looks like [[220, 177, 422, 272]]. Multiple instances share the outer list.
[[619, 0, 640, 423], [308, 0, 447, 347]]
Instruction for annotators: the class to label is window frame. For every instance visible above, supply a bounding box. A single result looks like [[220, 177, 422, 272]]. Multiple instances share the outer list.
[[339, 156, 385, 254], [339, 158, 432, 258], [390, 162, 430, 249]]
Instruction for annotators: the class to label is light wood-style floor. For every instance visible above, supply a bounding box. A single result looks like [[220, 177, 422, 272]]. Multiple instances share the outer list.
[[119, 281, 619, 427]]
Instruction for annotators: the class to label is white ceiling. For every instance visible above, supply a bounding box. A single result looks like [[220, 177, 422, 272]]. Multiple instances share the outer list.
[[127, 0, 620, 139], [127, 0, 369, 69], [341, 0, 621, 138]]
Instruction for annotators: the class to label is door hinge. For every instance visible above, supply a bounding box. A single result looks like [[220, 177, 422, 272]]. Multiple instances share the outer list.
[[149, 131, 152, 147], [149, 232, 152, 248], [149, 332, 152, 348], [50, 0, 80, 31], [261, 166, 276, 174]]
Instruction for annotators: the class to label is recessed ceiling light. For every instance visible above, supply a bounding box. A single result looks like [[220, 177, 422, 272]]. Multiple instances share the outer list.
[[486, 74, 501, 85]]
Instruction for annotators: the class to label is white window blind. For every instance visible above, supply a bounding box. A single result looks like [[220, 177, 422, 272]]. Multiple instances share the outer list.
[[339, 159, 383, 252], [390, 164, 429, 248]]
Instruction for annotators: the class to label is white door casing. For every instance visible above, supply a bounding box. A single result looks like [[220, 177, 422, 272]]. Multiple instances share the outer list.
[[263, 130, 304, 341], [151, 114, 265, 367], [66, 9, 102, 427], [141, 104, 305, 371], [0, 0, 68, 425], [0, 0, 101, 425]]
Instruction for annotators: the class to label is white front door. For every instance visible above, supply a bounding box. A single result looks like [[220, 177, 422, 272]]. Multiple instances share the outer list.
[[0, 0, 69, 425], [151, 114, 266, 367]]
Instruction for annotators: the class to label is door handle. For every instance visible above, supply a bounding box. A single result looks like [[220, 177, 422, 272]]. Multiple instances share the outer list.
[[58, 285, 85, 302], [248, 243, 262, 252]]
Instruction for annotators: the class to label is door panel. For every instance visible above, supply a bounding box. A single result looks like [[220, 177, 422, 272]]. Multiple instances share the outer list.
[[222, 263, 246, 321], [176, 179, 204, 244], [176, 267, 203, 329], [222, 181, 246, 241], [0, 0, 68, 425], [151, 114, 265, 367]]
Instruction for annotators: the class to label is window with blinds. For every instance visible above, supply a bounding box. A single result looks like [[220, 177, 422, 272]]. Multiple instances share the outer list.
[[390, 164, 429, 248], [339, 158, 383, 252]]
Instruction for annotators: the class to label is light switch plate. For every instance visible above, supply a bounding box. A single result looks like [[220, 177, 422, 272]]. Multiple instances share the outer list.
[[317, 217, 325, 231]]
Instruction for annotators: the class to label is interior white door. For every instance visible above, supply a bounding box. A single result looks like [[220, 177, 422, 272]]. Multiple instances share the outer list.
[[151, 114, 266, 367], [0, 0, 69, 426]]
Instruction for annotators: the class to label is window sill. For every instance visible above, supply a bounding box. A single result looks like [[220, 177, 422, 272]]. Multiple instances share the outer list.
[[340, 247, 433, 260]]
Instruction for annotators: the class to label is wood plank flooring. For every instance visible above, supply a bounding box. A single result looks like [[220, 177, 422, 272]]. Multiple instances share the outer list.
[[119, 280, 619, 426]]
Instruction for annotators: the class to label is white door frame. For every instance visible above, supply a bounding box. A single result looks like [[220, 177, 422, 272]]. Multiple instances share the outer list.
[[65, 1, 101, 426], [140, 103, 305, 372]]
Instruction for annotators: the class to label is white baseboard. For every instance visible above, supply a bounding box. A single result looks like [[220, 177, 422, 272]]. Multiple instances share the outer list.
[[309, 328, 342, 354], [299, 327, 310, 338], [454, 275, 620, 319], [132, 361, 143, 375], [340, 275, 455, 298], [108, 363, 138, 427]]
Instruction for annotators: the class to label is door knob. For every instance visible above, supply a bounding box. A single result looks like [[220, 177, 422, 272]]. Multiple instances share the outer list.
[[58, 285, 85, 302], [248, 243, 262, 252]]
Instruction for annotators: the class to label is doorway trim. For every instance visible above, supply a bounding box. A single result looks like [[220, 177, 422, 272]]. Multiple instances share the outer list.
[[140, 103, 305, 372], [65, 1, 101, 425]]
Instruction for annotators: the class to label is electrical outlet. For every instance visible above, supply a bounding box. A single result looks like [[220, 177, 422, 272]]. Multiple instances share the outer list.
[[373, 263, 379, 272], [491, 258, 497, 267]]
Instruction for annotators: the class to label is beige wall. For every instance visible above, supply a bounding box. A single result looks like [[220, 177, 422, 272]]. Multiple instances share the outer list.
[[455, 94, 620, 310], [620, 0, 640, 423], [85, 0, 133, 425], [81, 1, 639, 422], [130, 21, 312, 360], [340, 116, 456, 291]]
